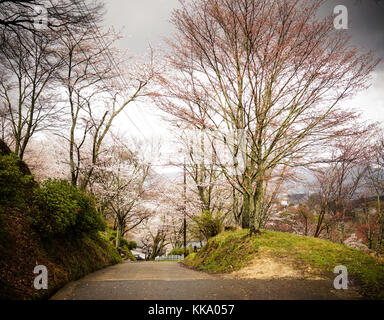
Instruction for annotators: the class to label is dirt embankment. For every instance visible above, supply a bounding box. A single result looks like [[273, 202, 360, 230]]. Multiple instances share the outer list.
[[0, 209, 121, 300], [222, 254, 323, 280]]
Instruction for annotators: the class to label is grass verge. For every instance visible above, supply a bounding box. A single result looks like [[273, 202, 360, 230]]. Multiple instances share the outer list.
[[183, 229, 384, 299]]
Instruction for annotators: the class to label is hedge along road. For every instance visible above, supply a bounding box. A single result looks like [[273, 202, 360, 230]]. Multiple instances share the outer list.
[[50, 261, 362, 300]]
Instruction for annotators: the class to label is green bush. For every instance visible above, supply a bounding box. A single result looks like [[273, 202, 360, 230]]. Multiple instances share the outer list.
[[193, 210, 224, 241], [112, 236, 137, 261], [107, 229, 117, 241], [71, 189, 106, 234], [119, 238, 136, 250], [32, 179, 77, 236], [32, 179, 105, 237], [0, 154, 34, 207], [106, 229, 136, 250], [119, 237, 128, 247], [127, 240, 137, 250], [168, 247, 189, 256]]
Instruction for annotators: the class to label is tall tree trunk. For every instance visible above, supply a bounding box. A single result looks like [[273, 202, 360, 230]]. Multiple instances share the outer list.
[[115, 221, 123, 250], [69, 103, 78, 186], [377, 194, 383, 252], [314, 208, 327, 238], [241, 194, 250, 229], [250, 178, 264, 235], [233, 188, 240, 226]]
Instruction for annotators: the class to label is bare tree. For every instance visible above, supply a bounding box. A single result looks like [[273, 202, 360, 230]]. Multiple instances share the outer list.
[[0, 0, 103, 41], [178, 129, 233, 218], [140, 216, 171, 261], [309, 129, 375, 241], [0, 0, 105, 160], [154, 0, 379, 235], [168, 215, 185, 249], [56, 23, 156, 188], [0, 30, 63, 159], [55, 25, 114, 186], [363, 133, 384, 251]]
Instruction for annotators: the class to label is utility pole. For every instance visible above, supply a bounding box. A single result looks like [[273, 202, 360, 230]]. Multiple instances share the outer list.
[[183, 159, 187, 257]]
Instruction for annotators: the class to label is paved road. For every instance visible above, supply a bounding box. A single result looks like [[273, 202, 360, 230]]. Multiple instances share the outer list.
[[51, 261, 362, 300]]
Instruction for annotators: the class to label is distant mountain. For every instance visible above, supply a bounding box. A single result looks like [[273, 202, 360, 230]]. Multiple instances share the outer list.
[[288, 193, 307, 205]]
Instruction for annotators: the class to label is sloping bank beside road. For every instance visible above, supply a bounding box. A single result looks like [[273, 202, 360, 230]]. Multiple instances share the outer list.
[[0, 212, 122, 300], [183, 229, 384, 299], [0, 139, 122, 300]]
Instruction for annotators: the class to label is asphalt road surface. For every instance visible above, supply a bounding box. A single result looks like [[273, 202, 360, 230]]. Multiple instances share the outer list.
[[51, 261, 362, 300]]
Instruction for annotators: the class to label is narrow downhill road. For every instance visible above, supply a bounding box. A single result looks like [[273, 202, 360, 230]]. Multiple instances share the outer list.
[[51, 261, 362, 300]]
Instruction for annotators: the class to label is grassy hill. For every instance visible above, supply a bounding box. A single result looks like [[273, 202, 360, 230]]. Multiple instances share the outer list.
[[183, 229, 384, 299]]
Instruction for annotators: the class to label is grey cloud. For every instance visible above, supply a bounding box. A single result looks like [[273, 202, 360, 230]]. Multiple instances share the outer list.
[[103, 0, 180, 54], [103, 0, 383, 123], [320, 0, 384, 69], [104, 1, 384, 65]]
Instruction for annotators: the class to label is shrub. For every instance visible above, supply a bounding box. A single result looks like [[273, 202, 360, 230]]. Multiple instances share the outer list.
[[71, 189, 106, 234], [120, 245, 136, 261], [119, 238, 137, 250], [193, 210, 224, 241], [32, 179, 78, 236], [32, 179, 105, 237], [168, 247, 189, 256], [127, 240, 137, 250], [113, 237, 137, 261], [120, 237, 128, 247], [105, 229, 136, 250], [107, 229, 117, 241], [0, 154, 34, 207]]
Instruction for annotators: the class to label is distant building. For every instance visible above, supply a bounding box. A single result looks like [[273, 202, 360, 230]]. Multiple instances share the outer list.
[[187, 241, 204, 249], [278, 193, 289, 207], [276, 193, 307, 207]]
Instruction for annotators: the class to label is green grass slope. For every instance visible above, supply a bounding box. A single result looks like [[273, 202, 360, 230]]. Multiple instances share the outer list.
[[183, 229, 384, 299]]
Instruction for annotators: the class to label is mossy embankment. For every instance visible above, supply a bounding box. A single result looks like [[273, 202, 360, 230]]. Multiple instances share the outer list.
[[183, 229, 384, 299], [0, 140, 122, 300], [0, 209, 121, 300]]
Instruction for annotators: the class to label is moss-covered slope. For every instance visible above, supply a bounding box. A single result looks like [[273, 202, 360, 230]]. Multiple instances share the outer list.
[[0, 139, 122, 300], [0, 208, 121, 300], [183, 229, 384, 299]]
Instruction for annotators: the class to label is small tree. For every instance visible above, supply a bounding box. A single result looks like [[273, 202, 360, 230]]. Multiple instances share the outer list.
[[363, 134, 384, 252], [309, 129, 374, 241], [91, 142, 152, 250], [141, 225, 170, 261]]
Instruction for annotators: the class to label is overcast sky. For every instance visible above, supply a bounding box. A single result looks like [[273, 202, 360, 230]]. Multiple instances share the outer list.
[[102, 0, 384, 152], [104, 0, 180, 54], [103, 0, 384, 58], [318, 0, 384, 123]]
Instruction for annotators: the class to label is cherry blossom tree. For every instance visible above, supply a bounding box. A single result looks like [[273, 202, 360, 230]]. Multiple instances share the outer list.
[[90, 140, 153, 250], [308, 126, 376, 240], [362, 133, 384, 252], [154, 0, 380, 235], [56, 23, 157, 188]]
